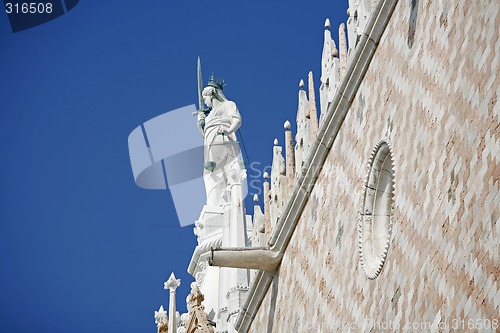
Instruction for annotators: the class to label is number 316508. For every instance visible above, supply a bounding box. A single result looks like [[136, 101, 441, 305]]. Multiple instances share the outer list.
[[5, 3, 53, 14]]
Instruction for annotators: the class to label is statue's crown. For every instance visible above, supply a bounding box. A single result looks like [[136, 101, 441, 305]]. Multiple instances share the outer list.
[[207, 73, 225, 90]]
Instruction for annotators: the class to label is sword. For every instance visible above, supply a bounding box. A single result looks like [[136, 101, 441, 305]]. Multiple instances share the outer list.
[[192, 56, 211, 116]]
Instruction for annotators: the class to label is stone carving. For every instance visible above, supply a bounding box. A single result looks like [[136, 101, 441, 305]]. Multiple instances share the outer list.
[[251, 194, 266, 250], [196, 75, 244, 208], [320, 19, 341, 120], [176, 313, 190, 333], [184, 283, 215, 333], [180, 313, 190, 325], [164, 273, 181, 333], [220, 188, 231, 207], [155, 305, 168, 332], [228, 166, 247, 187], [347, 0, 373, 53], [190, 60, 250, 332], [359, 140, 395, 279], [270, 138, 286, 232], [195, 261, 209, 285], [347, 1, 359, 51], [164, 272, 181, 291]]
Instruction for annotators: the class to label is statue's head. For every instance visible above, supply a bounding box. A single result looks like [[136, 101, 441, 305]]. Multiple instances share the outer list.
[[202, 86, 217, 107], [202, 74, 226, 107]]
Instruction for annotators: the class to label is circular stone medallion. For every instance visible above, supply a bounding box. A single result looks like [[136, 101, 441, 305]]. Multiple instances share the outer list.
[[359, 140, 395, 279]]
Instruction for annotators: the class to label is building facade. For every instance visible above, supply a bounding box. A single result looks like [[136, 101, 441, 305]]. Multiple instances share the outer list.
[[141, 0, 499, 331], [243, 0, 499, 331]]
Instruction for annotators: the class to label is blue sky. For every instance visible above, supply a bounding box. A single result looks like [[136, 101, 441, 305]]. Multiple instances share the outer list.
[[0, 1, 346, 332]]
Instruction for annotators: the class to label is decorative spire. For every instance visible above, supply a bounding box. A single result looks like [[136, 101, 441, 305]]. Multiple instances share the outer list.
[[339, 23, 347, 79], [284, 120, 291, 130], [164, 272, 181, 333], [164, 272, 181, 291], [274, 138, 279, 146], [295, 75, 310, 174], [325, 18, 331, 29], [299, 79, 305, 89], [263, 172, 270, 238], [308, 71, 319, 135], [320, 17, 341, 123], [252, 192, 265, 248], [154, 305, 168, 328], [284, 120, 295, 184]]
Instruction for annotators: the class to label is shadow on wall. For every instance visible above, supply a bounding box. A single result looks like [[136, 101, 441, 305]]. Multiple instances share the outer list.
[[408, 0, 419, 48]]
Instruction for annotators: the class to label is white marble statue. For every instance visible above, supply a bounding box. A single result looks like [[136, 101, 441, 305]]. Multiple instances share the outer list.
[[196, 76, 243, 207]]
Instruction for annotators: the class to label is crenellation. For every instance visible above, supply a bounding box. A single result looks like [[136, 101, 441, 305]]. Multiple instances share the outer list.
[[319, 21, 341, 124], [284, 120, 295, 188], [250, 194, 265, 247], [356, 0, 372, 39], [308, 71, 319, 136], [263, 172, 271, 242], [346, 2, 358, 54], [295, 81, 309, 174], [346, 0, 375, 58], [270, 141, 287, 234], [339, 23, 348, 81], [295, 74, 319, 179]]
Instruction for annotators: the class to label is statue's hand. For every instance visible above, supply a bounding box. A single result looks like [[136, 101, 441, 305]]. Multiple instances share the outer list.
[[217, 128, 229, 136], [197, 112, 206, 121]]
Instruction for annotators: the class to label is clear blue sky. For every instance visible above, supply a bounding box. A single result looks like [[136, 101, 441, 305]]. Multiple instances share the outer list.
[[0, 1, 346, 332]]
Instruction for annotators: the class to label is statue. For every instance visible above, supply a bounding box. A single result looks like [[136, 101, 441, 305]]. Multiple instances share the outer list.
[[195, 58, 244, 207]]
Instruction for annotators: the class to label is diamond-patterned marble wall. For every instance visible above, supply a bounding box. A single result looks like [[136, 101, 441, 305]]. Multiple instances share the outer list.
[[249, 0, 499, 331]]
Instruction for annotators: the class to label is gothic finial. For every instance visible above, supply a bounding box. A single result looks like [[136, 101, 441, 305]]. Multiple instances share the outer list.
[[325, 18, 331, 29], [164, 272, 181, 291], [274, 138, 279, 145], [263, 172, 269, 179], [253, 194, 259, 202], [299, 79, 305, 89], [284, 120, 291, 130], [154, 305, 168, 327]]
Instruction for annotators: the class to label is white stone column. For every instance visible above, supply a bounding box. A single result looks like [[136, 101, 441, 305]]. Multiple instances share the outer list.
[[221, 167, 250, 333], [164, 272, 181, 333]]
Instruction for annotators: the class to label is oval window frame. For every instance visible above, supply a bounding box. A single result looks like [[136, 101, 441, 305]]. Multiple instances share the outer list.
[[359, 139, 395, 279]]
